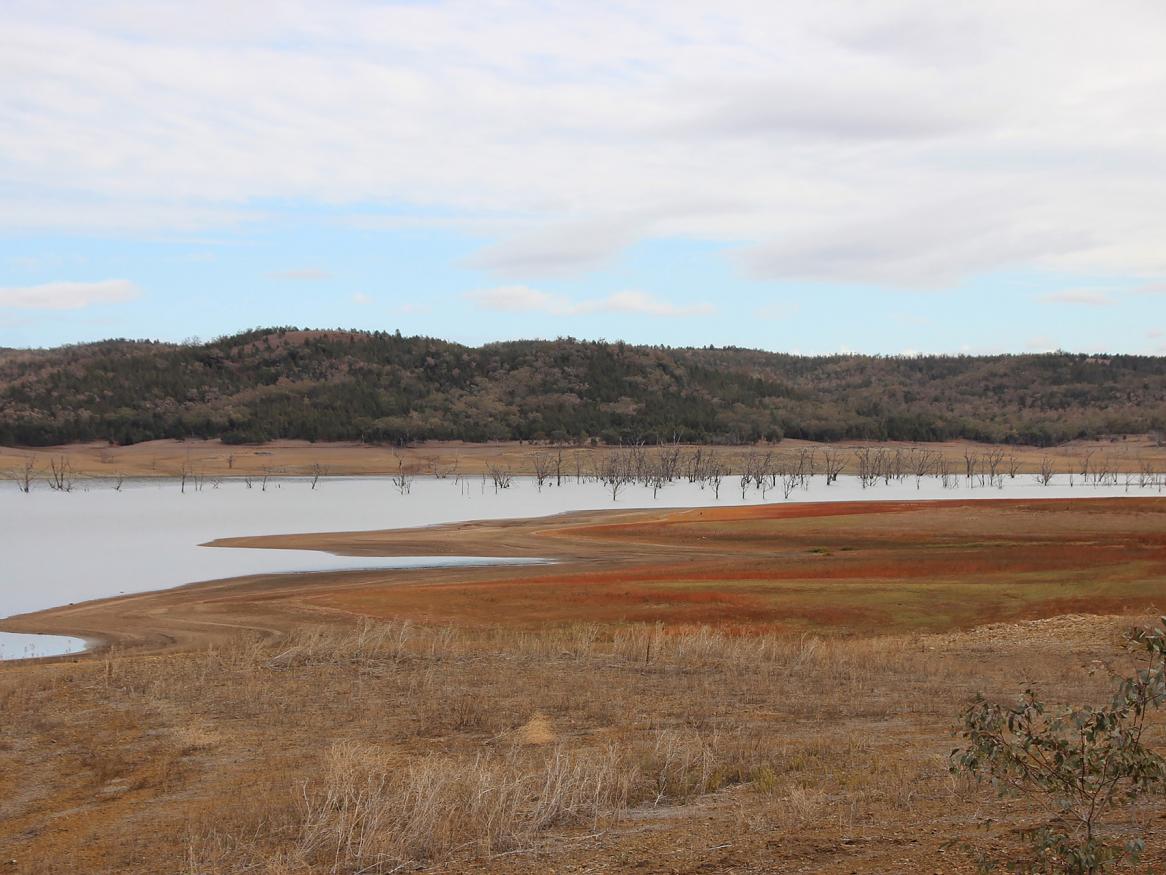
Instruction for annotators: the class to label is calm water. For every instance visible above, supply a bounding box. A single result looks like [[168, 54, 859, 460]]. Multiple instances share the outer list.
[[0, 631, 87, 660], [0, 472, 1157, 659]]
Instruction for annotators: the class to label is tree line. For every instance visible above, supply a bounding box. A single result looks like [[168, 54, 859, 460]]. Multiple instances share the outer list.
[[1, 327, 1164, 447]]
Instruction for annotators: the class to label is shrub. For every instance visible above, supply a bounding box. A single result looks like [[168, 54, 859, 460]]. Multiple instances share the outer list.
[[951, 619, 1166, 873]]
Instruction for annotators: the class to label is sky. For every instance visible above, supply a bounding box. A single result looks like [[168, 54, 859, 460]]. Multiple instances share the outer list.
[[2, 1, 1166, 355]]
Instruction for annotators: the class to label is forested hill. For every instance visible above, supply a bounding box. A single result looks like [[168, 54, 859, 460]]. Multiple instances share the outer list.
[[1, 328, 1164, 447]]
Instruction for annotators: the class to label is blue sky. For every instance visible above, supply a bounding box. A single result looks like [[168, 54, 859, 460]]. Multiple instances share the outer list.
[[3, 2, 1166, 354]]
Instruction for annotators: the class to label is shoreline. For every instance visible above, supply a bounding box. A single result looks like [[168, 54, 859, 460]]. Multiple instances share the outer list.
[[5, 435, 1166, 481], [4, 494, 1164, 657]]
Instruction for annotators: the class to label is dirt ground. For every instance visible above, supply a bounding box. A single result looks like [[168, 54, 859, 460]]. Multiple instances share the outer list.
[[2, 434, 1164, 481], [2, 498, 1166, 874]]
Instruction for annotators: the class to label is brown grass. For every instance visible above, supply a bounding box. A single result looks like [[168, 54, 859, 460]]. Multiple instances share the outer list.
[[4, 616, 1165, 873], [3, 434, 1165, 480]]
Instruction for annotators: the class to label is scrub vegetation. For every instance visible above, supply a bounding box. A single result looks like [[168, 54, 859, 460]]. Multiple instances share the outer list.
[[4, 327, 1166, 446]]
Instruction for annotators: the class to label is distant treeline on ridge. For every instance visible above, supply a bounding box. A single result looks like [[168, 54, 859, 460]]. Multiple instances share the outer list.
[[1, 327, 1163, 447]]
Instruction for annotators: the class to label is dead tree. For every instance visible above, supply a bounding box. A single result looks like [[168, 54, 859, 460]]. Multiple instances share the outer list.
[[822, 448, 847, 485], [392, 460, 413, 495], [599, 452, 632, 501], [1078, 449, 1096, 485], [1036, 456, 1055, 487], [310, 463, 325, 490], [532, 452, 553, 491], [1097, 453, 1117, 486], [938, 458, 957, 489], [706, 459, 725, 500], [657, 444, 682, 483], [798, 448, 816, 480], [646, 460, 667, 499], [47, 456, 73, 492], [17, 457, 35, 493], [910, 448, 935, 490], [855, 448, 875, 488], [963, 448, 977, 484], [1138, 458, 1159, 490], [487, 462, 512, 492], [888, 448, 905, 484], [984, 448, 1006, 487], [687, 447, 704, 483]]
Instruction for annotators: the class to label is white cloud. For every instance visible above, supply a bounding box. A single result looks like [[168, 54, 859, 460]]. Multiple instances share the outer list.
[[0, 279, 141, 310], [1038, 288, 1115, 307], [466, 286, 713, 317], [464, 217, 643, 278], [468, 286, 559, 313], [5, 3, 1166, 289], [352, 291, 372, 304], [577, 291, 714, 317], [269, 267, 330, 281]]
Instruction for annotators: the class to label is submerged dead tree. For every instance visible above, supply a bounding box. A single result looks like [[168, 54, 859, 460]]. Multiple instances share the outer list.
[[487, 462, 512, 492], [1036, 456, 1056, 487], [16, 457, 36, 493], [46, 456, 73, 492], [532, 452, 553, 491], [599, 452, 633, 501], [393, 461, 413, 495], [822, 448, 847, 485]]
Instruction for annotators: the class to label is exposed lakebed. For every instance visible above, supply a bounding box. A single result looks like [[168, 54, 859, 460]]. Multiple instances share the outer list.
[[1, 472, 1157, 658]]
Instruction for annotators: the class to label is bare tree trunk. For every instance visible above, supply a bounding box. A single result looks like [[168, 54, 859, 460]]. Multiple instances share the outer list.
[[17, 457, 35, 493], [1037, 456, 1055, 487]]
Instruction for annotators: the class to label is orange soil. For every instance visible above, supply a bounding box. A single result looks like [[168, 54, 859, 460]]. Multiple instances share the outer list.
[[298, 498, 1166, 634], [6, 497, 1165, 651]]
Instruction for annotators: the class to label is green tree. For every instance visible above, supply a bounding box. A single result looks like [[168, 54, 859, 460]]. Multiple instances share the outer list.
[[951, 620, 1166, 873]]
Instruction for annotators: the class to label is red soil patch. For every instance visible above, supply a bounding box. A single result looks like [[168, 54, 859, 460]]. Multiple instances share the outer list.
[[298, 498, 1166, 633]]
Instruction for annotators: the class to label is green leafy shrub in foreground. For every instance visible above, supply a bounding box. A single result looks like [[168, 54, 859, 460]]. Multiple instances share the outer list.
[[952, 619, 1166, 874]]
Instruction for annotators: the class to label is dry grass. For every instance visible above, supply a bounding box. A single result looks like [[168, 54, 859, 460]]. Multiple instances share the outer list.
[[4, 434, 1166, 481], [5, 616, 1164, 873]]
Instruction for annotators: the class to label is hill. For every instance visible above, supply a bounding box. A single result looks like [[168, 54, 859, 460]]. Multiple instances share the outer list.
[[1, 328, 1164, 447]]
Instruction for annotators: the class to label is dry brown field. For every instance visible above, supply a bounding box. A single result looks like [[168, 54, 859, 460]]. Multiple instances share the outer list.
[[3, 435, 1166, 481], [2, 498, 1166, 873]]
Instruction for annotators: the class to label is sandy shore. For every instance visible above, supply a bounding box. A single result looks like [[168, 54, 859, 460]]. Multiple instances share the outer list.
[[3, 435, 1166, 481]]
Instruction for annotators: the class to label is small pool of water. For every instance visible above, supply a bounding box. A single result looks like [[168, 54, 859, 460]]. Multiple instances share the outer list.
[[0, 631, 88, 660]]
